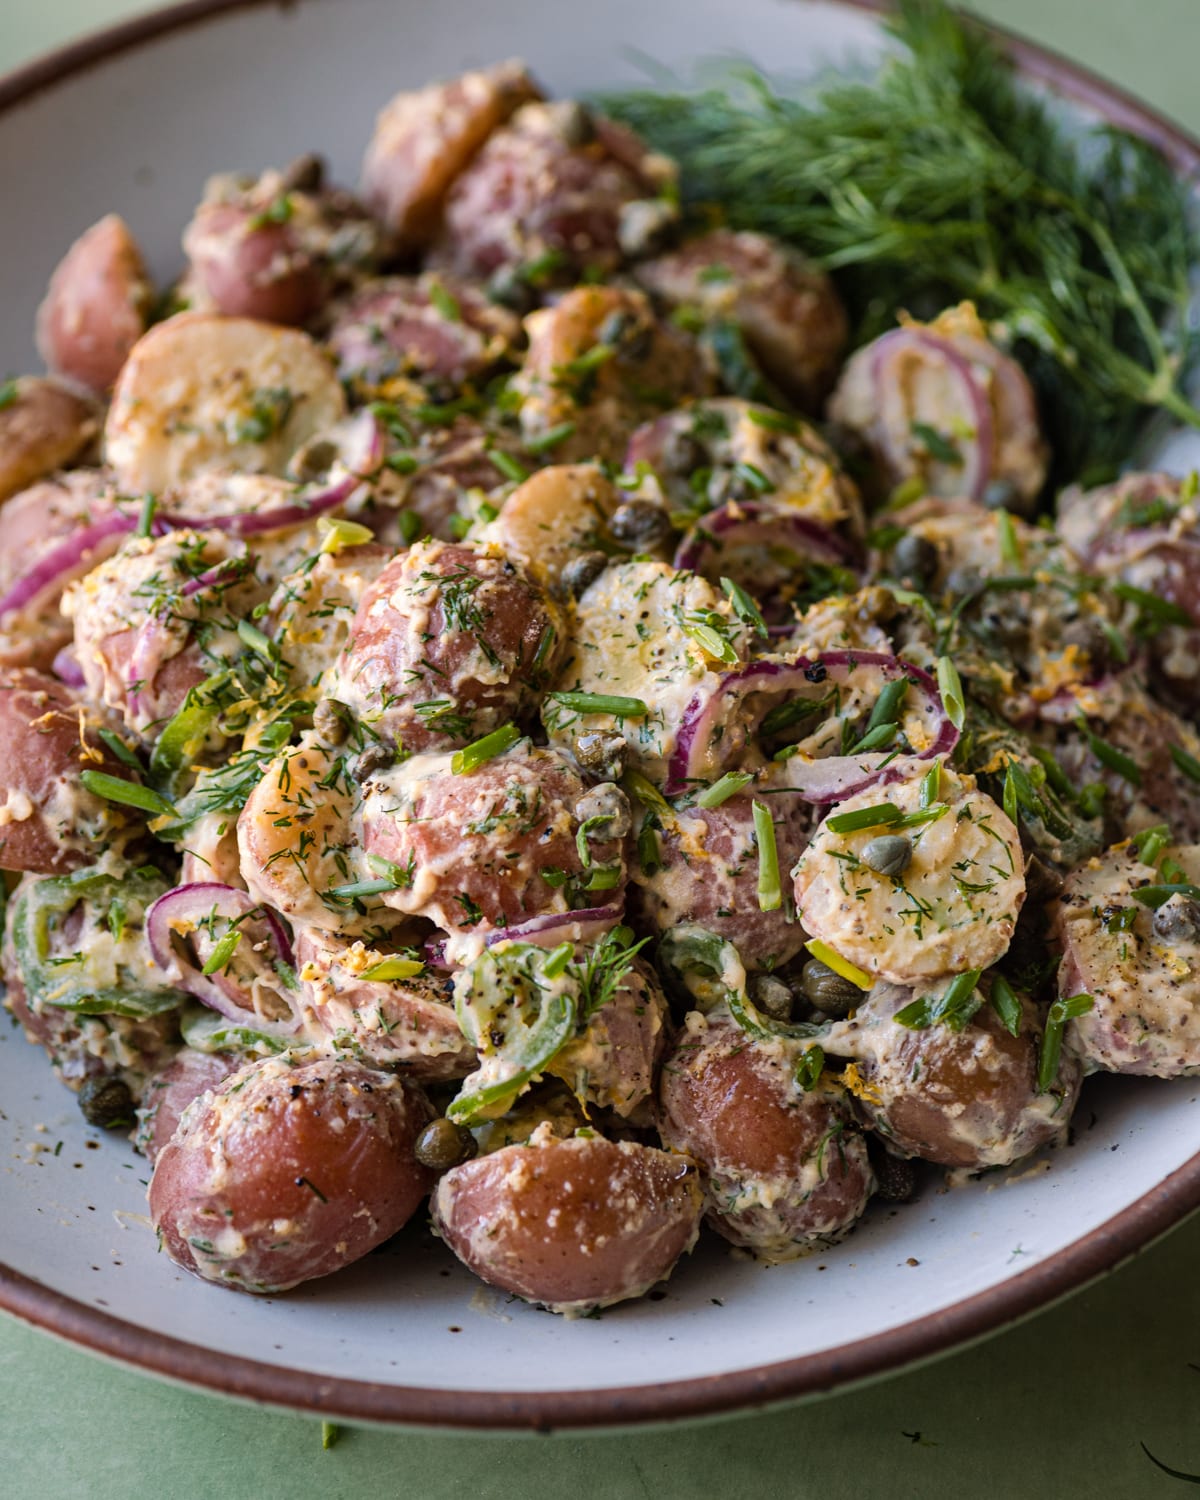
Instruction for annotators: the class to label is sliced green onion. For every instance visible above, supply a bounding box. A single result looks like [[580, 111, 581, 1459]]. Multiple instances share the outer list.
[[366, 854, 413, 888], [936, 655, 965, 731], [80, 770, 175, 819], [989, 974, 1022, 1038], [1111, 581, 1192, 627], [1170, 744, 1200, 785], [427, 279, 462, 322], [384, 451, 420, 476], [732, 460, 774, 494], [803, 938, 872, 991], [1038, 993, 1094, 1092], [97, 729, 142, 770], [361, 956, 424, 981], [541, 942, 575, 979], [523, 421, 577, 453], [695, 771, 754, 810], [636, 816, 662, 875], [825, 802, 903, 835], [623, 769, 672, 818], [396, 509, 422, 544], [745, 407, 797, 434], [549, 691, 648, 718], [584, 864, 622, 891], [721, 576, 768, 638], [761, 691, 834, 738], [328, 878, 397, 901], [866, 677, 909, 735], [683, 616, 739, 665], [318, 516, 375, 553], [1080, 723, 1142, 786], [920, 759, 942, 809], [488, 449, 531, 485], [237, 619, 279, 664], [451, 722, 521, 775], [752, 800, 781, 912], [200, 928, 242, 976], [136, 493, 157, 538], [0, 379, 17, 410], [794, 1045, 825, 1092], [846, 721, 897, 755], [1132, 823, 1170, 868], [996, 509, 1022, 567], [1130, 882, 1200, 909], [910, 421, 962, 467], [894, 968, 983, 1033]]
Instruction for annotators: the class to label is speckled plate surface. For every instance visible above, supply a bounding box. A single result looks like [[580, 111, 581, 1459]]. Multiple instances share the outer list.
[[1, 0, 1199, 1431]]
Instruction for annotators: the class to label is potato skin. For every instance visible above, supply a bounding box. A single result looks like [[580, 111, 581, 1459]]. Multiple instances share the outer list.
[[431, 1128, 703, 1312], [657, 1014, 874, 1259], [0, 378, 99, 504], [149, 1054, 435, 1292], [36, 215, 153, 393], [136, 1047, 241, 1162]]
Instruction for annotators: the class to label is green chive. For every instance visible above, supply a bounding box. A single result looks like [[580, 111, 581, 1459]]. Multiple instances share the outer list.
[[237, 619, 279, 663], [97, 729, 142, 769], [1171, 744, 1200, 785], [745, 407, 797, 434], [894, 968, 983, 1033], [1038, 993, 1093, 1092], [752, 800, 781, 912], [1132, 823, 1170, 868], [1111, 580, 1192, 627], [990, 974, 1022, 1038], [361, 956, 424, 981], [328, 878, 397, 901], [695, 771, 754, 810], [920, 759, 942, 809], [1081, 723, 1142, 786], [866, 677, 909, 735], [761, 691, 834, 738], [721, 576, 768, 638], [623, 770, 672, 818], [996, 509, 1021, 567], [549, 691, 648, 718], [683, 616, 738, 665], [488, 449, 530, 485], [80, 771, 174, 819], [541, 942, 575, 979], [825, 802, 903, 835], [384, 452, 419, 475], [524, 422, 577, 453], [936, 656, 966, 730], [321, 1422, 340, 1451], [1130, 882, 1200, 908], [846, 721, 897, 755], [427, 279, 462, 322], [451, 722, 521, 775], [396, 510, 422, 544], [910, 421, 963, 466], [733, 461, 773, 494], [585, 864, 622, 891], [318, 517, 374, 553], [201, 929, 242, 976], [794, 1045, 825, 1092], [803, 938, 873, 990], [136, 494, 157, 538]]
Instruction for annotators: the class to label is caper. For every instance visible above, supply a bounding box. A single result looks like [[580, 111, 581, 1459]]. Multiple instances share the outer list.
[[575, 782, 632, 840], [414, 1117, 478, 1172], [313, 698, 349, 746], [749, 973, 794, 1022], [77, 1075, 135, 1131], [560, 550, 609, 598], [861, 834, 912, 878], [609, 499, 670, 550], [353, 741, 395, 782], [574, 730, 626, 783], [800, 959, 860, 1018], [868, 1139, 918, 1203], [279, 151, 325, 193], [890, 532, 938, 588], [548, 99, 596, 149], [1152, 895, 1200, 946]]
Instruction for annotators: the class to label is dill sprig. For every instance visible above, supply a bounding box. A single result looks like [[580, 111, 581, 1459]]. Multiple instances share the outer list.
[[601, 0, 1200, 487]]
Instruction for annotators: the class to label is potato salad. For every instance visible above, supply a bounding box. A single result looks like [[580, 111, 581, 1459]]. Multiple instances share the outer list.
[[3, 58, 1199, 1315]]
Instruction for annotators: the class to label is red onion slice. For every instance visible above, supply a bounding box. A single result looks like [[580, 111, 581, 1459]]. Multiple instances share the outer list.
[[145, 881, 298, 1032], [427, 904, 624, 970], [51, 646, 86, 688], [666, 649, 957, 801], [0, 511, 138, 618], [160, 408, 383, 536]]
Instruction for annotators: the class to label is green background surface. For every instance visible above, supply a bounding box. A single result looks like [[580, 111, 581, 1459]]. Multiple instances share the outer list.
[[3, 2, 1200, 1495]]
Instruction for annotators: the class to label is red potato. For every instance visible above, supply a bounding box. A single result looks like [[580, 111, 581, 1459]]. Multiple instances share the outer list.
[[149, 1053, 435, 1292], [362, 61, 542, 246], [434, 100, 676, 283], [0, 377, 99, 504], [35, 215, 154, 394], [831, 984, 1080, 1168], [135, 1047, 241, 1161], [657, 1014, 874, 1259], [635, 229, 848, 409], [328, 274, 520, 393], [359, 747, 625, 940], [183, 198, 326, 327], [431, 1127, 703, 1312], [0, 670, 131, 873], [548, 956, 668, 1118], [331, 539, 562, 746], [512, 285, 708, 464], [628, 796, 811, 972], [293, 928, 475, 1078]]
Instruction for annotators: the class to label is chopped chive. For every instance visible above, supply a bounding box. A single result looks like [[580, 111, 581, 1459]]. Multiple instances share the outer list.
[[523, 421, 577, 454], [584, 864, 622, 891], [995, 509, 1021, 567], [989, 974, 1022, 1038], [1170, 744, 1200, 785], [794, 1045, 825, 1092], [427, 278, 462, 322], [623, 770, 672, 818], [564, 343, 616, 377], [201, 929, 242, 976], [328, 878, 397, 901], [752, 800, 781, 912], [894, 968, 983, 1032], [384, 451, 420, 475], [321, 1422, 340, 1452], [682, 615, 739, 665], [1111, 580, 1192, 627], [803, 938, 872, 991], [920, 759, 942, 809], [1080, 722, 1142, 786], [1132, 823, 1170, 868], [1159, 857, 1186, 885], [541, 942, 575, 979], [761, 690, 834, 739], [361, 956, 424, 981], [866, 677, 909, 736], [636, 816, 662, 875], [488, 449, 530, 485], [846, 721, 898, 755], [1130, 882, 1200, 909], [732, 460, 774, 494], [910, 421, 962, 466], [318, 516, 375, 553], [396, 509, 422, 544], [695, 771, 754, 810], [1038, 993, 1093, 1092], [720, 577, 767, 638], [451, 723, 521, 775], [237, 619, 279, 663], [136, 494, 157, 538], [80, 770, 175, 819], [97, 729, 142, 769], [549, 691, 648, 718], [1077, 782, 1107, 819], [825, 802, 903, 835], [936, 655, 965, 730], [745, 407, 797, 434]]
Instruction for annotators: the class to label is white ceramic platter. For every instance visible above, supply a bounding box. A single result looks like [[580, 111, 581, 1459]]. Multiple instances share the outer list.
[[1, 0, 1199, 1431]]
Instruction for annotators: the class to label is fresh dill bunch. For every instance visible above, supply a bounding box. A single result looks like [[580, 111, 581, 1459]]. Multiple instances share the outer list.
[[600, 0, 1200, 489]]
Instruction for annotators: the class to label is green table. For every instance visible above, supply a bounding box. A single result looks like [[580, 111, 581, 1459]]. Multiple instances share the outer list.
[[4, 3, 1200, 1495]]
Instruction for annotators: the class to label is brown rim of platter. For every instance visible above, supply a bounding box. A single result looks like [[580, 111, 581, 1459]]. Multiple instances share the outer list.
[[1, 0, 1199, 1433]]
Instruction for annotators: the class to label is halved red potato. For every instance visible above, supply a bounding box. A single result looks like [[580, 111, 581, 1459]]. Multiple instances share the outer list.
[[0, 670, 131, 872], [0, 377, 99, 503], [362, 61, 541, 246], [477, 463, 621, 597], [547, 956, 668, 1118], [104, 313, 345, 493], [657, 1013, 873, 1258], [512, 285, 707, 464], [331, 539, 562, 746], [35, 215, 154, 394], [293, 928, 474, 1078], [1054, 842, 1200, 1077], [263, 540, 395, 694], [135, 1046, 240, 1161], [359, 746, 625, 940], [830, 981, 1079, 1167], [635, 229, 848, 409], [149, 1052, 435, 1292], [431, 1126, 703, 1312], [629, 796, 811, 973]]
